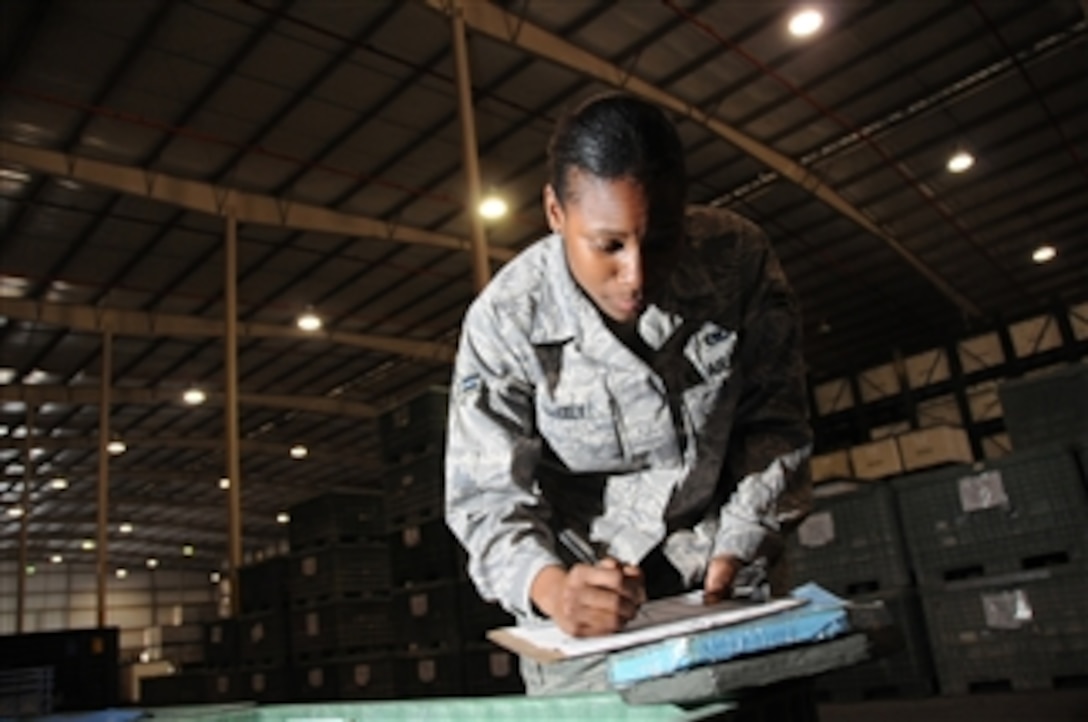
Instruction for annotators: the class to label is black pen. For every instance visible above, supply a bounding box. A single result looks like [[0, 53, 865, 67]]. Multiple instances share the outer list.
[[558, 528, 599, 566]]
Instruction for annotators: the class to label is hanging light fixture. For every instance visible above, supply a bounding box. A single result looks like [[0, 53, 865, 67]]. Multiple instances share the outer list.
[[296, 308, 322, 332]]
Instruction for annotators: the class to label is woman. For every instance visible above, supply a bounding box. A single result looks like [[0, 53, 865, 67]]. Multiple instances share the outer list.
[[445, 92, 812, 694]]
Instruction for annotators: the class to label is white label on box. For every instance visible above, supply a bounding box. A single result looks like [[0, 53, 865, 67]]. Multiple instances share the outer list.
[[489, 651, 511, 678], [403, 526, 422, 548], [418, 659, 436, 682], [302, 556, 317, 577], [308, 668, 323, 688], [252, 673, 265, 693], [251, 622, 265, 643], [410, 592, 429, 616], [306, 612, 320, 637], [958, 470, 1008, 512], [981, 589, 1033, 629], [354, 664, 371, 687], [216, 675, 230, 694], [797, 511, 835, 548]]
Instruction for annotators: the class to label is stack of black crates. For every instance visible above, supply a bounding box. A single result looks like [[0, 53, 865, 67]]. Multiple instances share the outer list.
[[787, 483, 936, 702], [380, 386, 522, 699], [894, 364, 1088, 696], [792, 363, 1088, 701], [287, 491, 394, 701]]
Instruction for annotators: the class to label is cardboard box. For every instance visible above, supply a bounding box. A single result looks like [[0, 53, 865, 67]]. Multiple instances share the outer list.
[[1070, 301, 1088, 341], [904, 348, 950, 389], [981, 432, 1012, 460], [958, 332, 1004, 373], [813, 377, 854, 416], [1008, 314, 1062, 358], [870, 421, 911, 441], [810, 450, 852, 483], [897, 426, 973, 472], [848, 438, 903, 480], [966, 381, 1002, 422], [917, 394, 962, 428], [857, 363, 901, 403]]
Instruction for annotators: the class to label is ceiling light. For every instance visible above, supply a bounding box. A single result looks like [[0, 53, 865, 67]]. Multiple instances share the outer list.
[[51, 477, 68, 490], [296, 310, 322, 332], [26, 565, 36, 575], [182, 544, 194, 557], [50, 554, 63, 564], [1032, 245, 1057, 264], [115, 568, 128, 579], [276, 512, 290, 524], [947, 150, 975, 173], [219, 477, 231, 490], [146, 558, 159, 569], [209, 570, 221, 583], [289, 444, 308, 459], [81, 539, 96, 550], [6, 506, 24, 518], [119, 522, 134, 534], [182, 387, 207, 406], [107, 439, 126, 455], [788, 8, 823, 37], [478, 195, 508, 220]]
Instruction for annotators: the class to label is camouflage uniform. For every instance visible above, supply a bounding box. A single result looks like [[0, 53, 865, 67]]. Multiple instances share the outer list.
[[445, 206, 813, 694]]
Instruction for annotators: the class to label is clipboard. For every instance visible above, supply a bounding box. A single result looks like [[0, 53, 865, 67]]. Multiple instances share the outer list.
[[487, 591, 805, 663]]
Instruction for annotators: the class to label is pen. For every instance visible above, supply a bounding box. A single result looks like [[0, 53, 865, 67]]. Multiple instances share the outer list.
[[557, 528, 599, 566]]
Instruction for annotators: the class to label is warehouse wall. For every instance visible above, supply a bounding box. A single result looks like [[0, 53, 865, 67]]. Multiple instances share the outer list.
[[0, 561, 217, 662]]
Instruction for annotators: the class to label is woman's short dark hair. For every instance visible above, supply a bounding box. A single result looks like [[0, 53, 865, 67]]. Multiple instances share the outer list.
[[547, 92, 686, 206]]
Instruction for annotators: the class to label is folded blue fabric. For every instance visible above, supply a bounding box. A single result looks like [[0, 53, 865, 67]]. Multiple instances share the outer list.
[[607, 583, 851, 688]]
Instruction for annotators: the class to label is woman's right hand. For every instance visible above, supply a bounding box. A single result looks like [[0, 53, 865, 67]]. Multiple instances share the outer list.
[[530, 559, 646, 637]]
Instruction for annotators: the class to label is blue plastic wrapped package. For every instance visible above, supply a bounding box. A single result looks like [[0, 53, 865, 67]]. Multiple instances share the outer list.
[[607, 583, 855, 688]]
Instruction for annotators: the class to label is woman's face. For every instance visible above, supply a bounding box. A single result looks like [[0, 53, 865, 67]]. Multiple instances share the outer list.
[[545, 169, 683, 325]]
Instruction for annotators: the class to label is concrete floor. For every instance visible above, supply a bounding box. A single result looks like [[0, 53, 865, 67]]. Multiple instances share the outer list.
[[818, 689, 1088, 722]]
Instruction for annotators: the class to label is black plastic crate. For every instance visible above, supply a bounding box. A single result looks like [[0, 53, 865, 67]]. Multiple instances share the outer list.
[[379, 387, 449, 462], [236, 665, 292, 704], [293, 654, 398, 702], [457, 580, 514, 644], [288, 541, 392, 606], [388, 518, 460, 585], [383, 452, 445, 528], [999, 365, 1088, 449], [290, 598, 393, 660], [813, 588, 936, 702], [237, 609, 291, 667], [238, 557, 290, 615], [289, 492, 386, 551], [921, 565, 1088, 695], [461, 642, 524, 696], [140, 672, 211, 706], [140, 671, 242, 706], [394, 648, 464, 699], [787, 483, 912, 595], [893, 446, 1088, 587], [392, 580, 463, 649], [202, 619, 240, 668]]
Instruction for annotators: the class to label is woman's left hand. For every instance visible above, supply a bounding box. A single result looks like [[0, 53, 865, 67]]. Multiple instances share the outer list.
[[703, 554, 743, 604]]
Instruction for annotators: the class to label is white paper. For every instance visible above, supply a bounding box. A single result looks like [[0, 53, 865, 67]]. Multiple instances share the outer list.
[[494, 592, 805, 660]]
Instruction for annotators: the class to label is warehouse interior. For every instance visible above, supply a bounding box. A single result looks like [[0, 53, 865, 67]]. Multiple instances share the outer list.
[[1, 0, 1087, 718]]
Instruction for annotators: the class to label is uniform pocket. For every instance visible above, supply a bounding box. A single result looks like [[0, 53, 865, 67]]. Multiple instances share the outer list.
[[537, 383, 626, 472]]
